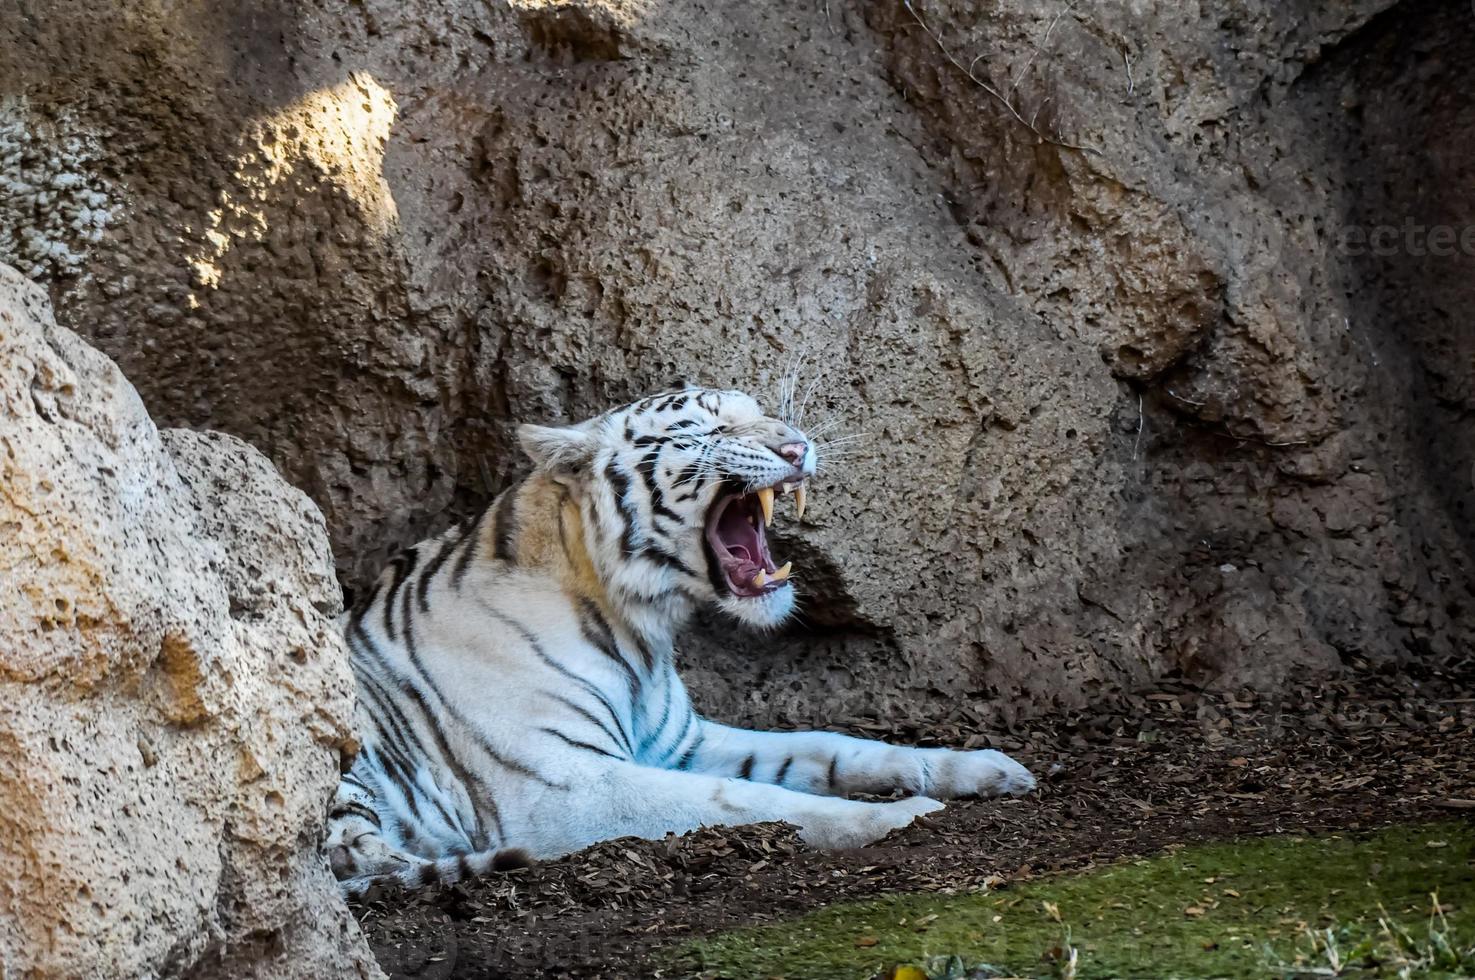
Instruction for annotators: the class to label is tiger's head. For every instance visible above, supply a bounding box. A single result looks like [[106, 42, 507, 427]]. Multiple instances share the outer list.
[[518, 388, 815, 629]]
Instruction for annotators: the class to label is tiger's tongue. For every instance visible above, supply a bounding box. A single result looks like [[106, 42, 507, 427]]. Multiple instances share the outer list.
[[716, 498, 773, 576]]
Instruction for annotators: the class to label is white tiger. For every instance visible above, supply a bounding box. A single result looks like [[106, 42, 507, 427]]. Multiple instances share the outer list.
[[327, 387, 1035, 896]]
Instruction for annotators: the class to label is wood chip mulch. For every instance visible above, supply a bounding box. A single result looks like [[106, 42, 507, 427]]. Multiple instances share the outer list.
[[356, 665, 1475, 979]]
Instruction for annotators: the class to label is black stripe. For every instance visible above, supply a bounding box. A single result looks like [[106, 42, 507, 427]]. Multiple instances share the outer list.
[[391, 543, 421, 583], [547, 691, 633, 757], [579, 600, 641, 696], [827, 754, 839, 792], [381, 548, 420, 639], [363, 745, 425, 823], [675, 462, 703, 487], [417, 527, 464, 613], [639, 681, 674, 756], [398, 585, 427, 707], [652, 512, 687, 534], [738, 754, 755, 780], [400, 567, 417, 650], [669, 416, 698, 428], [631, 633, 655, 671], [540, 726, 622, 759], [492, 487, 519, 563], [604, 461, 641, 556], [385, 547, 421, 606], [637, 447, 681, 522], [424, 789, 463, 841], [643, 544, 697, 577], [659, 708, 696, 763], [331, 802, 383, 828], [451, 501, 493, 589], [675, 731, 705, 770], [775, 756, 793, 785]]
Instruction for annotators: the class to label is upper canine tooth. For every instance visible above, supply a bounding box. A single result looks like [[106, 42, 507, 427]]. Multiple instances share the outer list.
[[771, 561, 792, 582], [752, 569, 769, 587], [794, 484, 807, 521], [756, 487, 775, 526]]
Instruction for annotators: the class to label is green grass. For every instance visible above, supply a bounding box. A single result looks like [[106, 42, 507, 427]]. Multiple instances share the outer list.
[[671, 823, 1475, 979]]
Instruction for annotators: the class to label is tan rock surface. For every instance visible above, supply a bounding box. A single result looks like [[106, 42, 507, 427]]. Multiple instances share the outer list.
[[0, 263, 378, 978], [2, 0, 1471, 731]]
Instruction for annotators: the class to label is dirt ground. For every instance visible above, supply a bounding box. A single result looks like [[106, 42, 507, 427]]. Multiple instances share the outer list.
[[356, 665, 1475, 979]]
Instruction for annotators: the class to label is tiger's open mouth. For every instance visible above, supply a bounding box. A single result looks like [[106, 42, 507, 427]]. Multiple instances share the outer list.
[[704, 481, 807, 599]]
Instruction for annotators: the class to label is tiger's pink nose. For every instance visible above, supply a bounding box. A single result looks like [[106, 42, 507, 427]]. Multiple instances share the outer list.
[[776, 441, 808, 467]]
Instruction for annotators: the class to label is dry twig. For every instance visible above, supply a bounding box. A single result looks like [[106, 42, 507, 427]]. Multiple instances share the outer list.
[[901, 0, 1102, 156]]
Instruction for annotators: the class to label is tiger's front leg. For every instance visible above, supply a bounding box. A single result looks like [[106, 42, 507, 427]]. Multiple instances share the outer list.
[[681, 721, 1036, 800], [519, 760, 943, 857]]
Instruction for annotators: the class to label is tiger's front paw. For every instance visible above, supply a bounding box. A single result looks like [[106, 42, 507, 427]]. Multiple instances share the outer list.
[[799, 796, 944, 850], [929, 749, 1036, 799]]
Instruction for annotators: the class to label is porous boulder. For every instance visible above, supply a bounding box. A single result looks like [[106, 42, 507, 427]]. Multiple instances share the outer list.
[[0, 262, 378, 977]]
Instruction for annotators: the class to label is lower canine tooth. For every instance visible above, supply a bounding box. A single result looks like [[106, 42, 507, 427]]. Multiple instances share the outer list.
[[771, 562, 792, 582], [794, 484, 807, 521], [752, 569, 769, 588]]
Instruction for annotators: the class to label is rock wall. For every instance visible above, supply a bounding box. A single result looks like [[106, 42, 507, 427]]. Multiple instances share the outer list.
[[3, 0, 1472, 730], [0, 264, 378, 977]]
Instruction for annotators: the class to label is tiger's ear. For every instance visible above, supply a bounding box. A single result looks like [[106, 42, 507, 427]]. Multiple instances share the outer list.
[[518, 423, 596, 475]]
